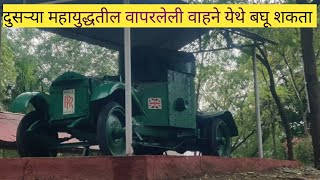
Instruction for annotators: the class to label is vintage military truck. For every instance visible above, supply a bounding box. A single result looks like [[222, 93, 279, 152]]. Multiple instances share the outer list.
[[10, 47, 238, 157]]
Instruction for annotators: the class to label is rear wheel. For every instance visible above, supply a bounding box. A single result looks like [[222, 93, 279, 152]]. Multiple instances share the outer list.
[[202, 119, 231, 157], [97, 101, 126, 156], [16, 111, 58, 157]]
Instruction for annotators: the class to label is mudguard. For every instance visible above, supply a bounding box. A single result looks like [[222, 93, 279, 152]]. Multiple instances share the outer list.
[[196, 111, 238, 137], [90, 82, 144, 115], [10, 92, 50, 114]]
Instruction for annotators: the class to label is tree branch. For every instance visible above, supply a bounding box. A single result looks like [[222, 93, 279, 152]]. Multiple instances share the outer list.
[[258, 67, 269, 86], [279, 51, 302, 102]]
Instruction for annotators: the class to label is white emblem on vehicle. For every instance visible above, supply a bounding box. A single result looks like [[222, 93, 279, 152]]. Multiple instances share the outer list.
[[148, 97, 162, 109], [63, 89, 75, 115]]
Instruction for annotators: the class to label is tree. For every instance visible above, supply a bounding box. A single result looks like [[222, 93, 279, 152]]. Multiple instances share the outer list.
[[0, 29, 17, 110], [256, 46, 294, 160], [300, 27, 320, 169], [6, 28, 119, 95], [297, 0, 320, 169]]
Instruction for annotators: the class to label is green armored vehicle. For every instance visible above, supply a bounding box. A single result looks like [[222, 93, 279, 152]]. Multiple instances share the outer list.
[[10, 47, 238, 157]]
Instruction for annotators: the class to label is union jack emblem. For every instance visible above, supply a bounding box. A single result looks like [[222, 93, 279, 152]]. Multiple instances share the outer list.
[[148, 98, 162, 109]]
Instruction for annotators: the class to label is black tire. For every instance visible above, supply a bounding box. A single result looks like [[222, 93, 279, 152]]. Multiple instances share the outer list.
[[202, 119, 231, 157], [97, 101, 126, 156], [16, 111, 58, 157]]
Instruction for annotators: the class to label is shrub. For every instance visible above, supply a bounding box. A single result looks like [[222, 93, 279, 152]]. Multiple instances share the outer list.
[[293, 135, 314, 166]]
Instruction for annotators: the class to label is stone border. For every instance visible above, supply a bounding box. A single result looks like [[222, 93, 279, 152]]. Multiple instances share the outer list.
[[0, 156, 301, 180]]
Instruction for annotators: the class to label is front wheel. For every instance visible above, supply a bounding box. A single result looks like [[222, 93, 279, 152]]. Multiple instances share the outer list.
[[97, 101, 126, 156], [16, 111, 58, 157], [202, 119, 232, 157]]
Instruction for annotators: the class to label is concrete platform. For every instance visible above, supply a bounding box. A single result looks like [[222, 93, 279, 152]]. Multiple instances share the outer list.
[[0, 156, 300, 180]]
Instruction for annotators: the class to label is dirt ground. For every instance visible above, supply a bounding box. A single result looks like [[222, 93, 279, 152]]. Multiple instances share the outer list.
[[187, 166, 320, 180]]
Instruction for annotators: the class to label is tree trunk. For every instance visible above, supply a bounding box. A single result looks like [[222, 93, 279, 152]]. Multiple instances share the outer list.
[[299, 27, 320, 169], [196, 55, 204, 110], [281, 52, 310, 136], [269, 103, 277, 159], [256, 47, 294, 160], [272, 119, 277, 159], [196, 38, 205, 111], [297, 0, 320, 169], [303, 109, 309, 136]]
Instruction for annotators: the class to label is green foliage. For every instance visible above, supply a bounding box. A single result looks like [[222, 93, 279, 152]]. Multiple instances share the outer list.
[[35, 33, 118, 84], [0, 30, 17, 110], [6, 28, 119, 97], [12, 59, 39, 98], [0, 149, 19, 158], [0, 102, 5, 111], [293, 136, 314, 166]]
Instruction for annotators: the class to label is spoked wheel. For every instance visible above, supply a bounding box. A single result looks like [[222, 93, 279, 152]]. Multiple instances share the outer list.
[[97, 101, 126, 156], [16, 111, 58, 157], [203, 119, 231, 157]]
